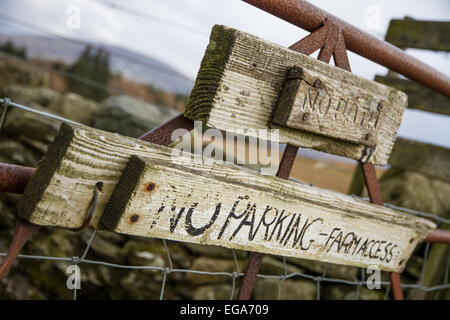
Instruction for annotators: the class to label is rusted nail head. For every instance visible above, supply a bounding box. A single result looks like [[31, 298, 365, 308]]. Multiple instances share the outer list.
[[302, 113, 309, 121], [130, 214, 139, 223], [147, 183, 156, 192]]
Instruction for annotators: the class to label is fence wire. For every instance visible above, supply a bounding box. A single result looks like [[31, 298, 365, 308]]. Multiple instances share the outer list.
[[0, 98, 449, 300], [1, 226, 449, 300]]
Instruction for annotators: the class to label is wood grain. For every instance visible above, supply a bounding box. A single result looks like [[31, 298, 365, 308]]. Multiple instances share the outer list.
[[18, 124, 435, 272], [184, 25, 408, 165]]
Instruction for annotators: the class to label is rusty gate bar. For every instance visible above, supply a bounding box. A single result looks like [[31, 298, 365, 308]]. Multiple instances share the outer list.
[[329, 23, 406, 299], [242, 0, 450, 98], [390, 272, 404, 300], [237, 144, 298, 300], [139, 114, 194, 145], [238, 22, 345, 299], [0, 164, 35, 194], [275, 144, 299, 180], [424, 230, 450, 243], [360, 162, 383, 205], [0, 219, 39, 279]]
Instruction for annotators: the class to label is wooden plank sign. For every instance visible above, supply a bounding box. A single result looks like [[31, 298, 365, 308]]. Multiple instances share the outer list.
[[184, 25, 408, 165], [272, 66, 382, 147], [18, 123, 435, 272]]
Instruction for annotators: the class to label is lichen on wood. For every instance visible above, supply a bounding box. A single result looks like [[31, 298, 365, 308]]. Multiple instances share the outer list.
[[184, 26, 235, 123]]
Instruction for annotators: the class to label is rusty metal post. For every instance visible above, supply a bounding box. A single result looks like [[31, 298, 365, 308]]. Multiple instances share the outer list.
[[322, 23, 409, 302], [237, 23, 343, 299], [139, 114, 194, 145], [0, 164, 35, 194], [390, 272, 404, 300], [0, 219, 40, 279], [316, 14, 407, 300], [360, 162, 383, 204], [237, 144, 298, 300]]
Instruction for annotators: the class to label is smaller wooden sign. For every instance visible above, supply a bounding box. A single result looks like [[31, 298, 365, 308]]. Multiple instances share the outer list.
[[272, 66, 383, 146], [184, 25, 408, 165]]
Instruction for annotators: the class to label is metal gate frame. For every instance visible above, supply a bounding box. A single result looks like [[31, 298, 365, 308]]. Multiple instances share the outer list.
[[0, 0, 449, 300]]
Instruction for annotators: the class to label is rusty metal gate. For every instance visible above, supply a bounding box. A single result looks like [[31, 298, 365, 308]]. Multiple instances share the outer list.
[[0, 0, 449, 300]]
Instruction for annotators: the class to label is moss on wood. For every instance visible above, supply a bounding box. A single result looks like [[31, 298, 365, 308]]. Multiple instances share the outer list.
[[184, 25, 235, 122], [18, 122, 75, 221]]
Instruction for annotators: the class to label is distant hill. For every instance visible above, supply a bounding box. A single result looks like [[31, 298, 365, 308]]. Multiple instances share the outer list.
[[0, 34, 193, 94]]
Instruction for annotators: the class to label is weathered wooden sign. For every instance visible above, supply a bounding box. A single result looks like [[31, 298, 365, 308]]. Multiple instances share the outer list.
[[272, 66, 382, 147], [18, 124, 435, 272], [184, 25, 408, 165]]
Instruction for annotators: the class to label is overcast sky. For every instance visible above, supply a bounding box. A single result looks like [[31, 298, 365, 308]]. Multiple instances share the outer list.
[[0, 0, 449, 149]]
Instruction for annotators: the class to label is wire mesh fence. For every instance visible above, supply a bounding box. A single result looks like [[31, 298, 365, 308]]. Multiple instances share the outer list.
[[0, 98, 449, 300], [1, 217, 449, 300]]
